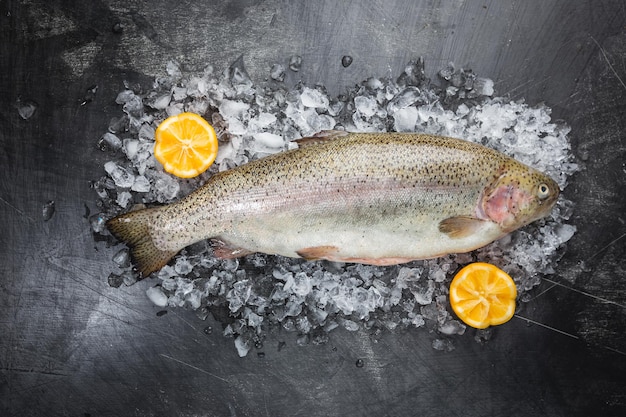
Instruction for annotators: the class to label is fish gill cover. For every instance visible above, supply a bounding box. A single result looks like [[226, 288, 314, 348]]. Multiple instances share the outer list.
[[91, 57, 578, 356]]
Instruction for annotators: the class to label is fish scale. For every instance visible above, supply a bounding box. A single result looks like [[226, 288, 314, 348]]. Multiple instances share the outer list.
[[107, 131, 560, 277]]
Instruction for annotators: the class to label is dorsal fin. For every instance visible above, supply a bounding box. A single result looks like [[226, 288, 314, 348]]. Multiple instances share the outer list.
[[293, 130, 349, 148]]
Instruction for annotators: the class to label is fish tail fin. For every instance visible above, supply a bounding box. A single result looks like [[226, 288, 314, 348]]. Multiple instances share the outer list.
[[106, 207, 178, 278]]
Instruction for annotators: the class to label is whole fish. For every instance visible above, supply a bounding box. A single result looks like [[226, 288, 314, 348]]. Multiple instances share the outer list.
[[107, 131, 560, 277]]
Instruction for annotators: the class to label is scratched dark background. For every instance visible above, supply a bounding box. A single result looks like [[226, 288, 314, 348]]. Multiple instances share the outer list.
[[1, 0, 626, 416]]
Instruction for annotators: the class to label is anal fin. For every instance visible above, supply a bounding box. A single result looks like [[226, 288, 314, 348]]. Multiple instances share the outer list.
[[296, 245, 340, 260]]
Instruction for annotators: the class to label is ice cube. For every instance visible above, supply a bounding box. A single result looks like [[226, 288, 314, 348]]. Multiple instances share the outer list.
[[89, 213, 107, 234], [234, 335, 251, 357], [166, 60, 182, 79], [254, 132, 284, 149], [270, 64, 286, 82], [146, 286, 168, 307], [149, 93, 171, 110], [411, 314, 426, 327], [245, 309, 264, 327], [138, 123, 155, 142], [104, 162, 135, 188], [554, 223, 576, 244], [98, 132, 122, 152], [172, 86, 188, 102], [354, 96, 377, 118], [185, 289, 202, 309], [226, 280, 252, 313], [339, 318, 359, 331], [304, 110, 336, 133], [472, 329, 492, 344], [438, 320, 466, 335], [131, 175, 150, 192], [219, 99, 250, 120], [166, 102, 184, 117], [112, 248, 130, 267], [438, 63, 455, 80], [393, 106, 418, 132], [122, 139, 139, 160], [431, 338, 455, 351], [409, 278, 435, 305], [291, 272, 312, 297], [387, 87, 421, 115], [153, 172, 180, 202], [108, 115, 128, 134], [186, 99, 210, 117], [250, 112, 277, 130], [174, 256, 194, 276], [115, 90, 135, 105], [300, 87, 329, 109], [475, 77, 495, 96], [123, 98, 144, 119], [296, 316, 312, 333], [284, 298, 303, 317], [397, 58, 425, 87], [115, 190, 131, 208]]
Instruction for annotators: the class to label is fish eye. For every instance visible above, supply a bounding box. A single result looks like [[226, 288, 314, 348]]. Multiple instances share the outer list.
[[537, 183, 551, 199]]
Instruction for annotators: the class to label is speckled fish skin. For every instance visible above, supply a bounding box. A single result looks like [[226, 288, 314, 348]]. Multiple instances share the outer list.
[[107, 131, 560, 277]]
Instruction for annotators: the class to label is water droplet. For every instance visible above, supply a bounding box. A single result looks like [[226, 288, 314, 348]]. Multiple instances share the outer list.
[[107, 272, 123, 288], [81, 85, 98, 106], [288, 55, 302, 72], [203, 326, 213, 335], [112, 248, 130, 267], [270, 64, 286, 82], [42, 200, 55, 221], [16, 100, 37, 120], [341, 55, 353, 68], [355, 359, 364, 368]]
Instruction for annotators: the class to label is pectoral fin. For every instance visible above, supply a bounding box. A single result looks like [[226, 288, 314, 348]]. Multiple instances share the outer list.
[[439, 216, 488, 239]]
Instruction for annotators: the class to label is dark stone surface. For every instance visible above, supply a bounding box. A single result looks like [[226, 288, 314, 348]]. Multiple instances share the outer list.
[[1, 1, 625, 416]]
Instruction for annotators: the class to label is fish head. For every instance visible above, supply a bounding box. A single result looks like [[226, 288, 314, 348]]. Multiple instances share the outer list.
[[480, 164, 560, 233]]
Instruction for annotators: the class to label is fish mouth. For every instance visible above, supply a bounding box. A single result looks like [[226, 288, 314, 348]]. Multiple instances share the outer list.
[[531, 188, 560, 220], [513, 185, 560, 230]]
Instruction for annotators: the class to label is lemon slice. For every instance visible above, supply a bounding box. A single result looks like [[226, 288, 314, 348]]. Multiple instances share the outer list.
[[449, 262, 517, 329], [154, 112, 218, 178]]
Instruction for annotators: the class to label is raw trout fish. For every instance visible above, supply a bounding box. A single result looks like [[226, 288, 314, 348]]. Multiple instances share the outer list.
[[107, 131, 560, 277]]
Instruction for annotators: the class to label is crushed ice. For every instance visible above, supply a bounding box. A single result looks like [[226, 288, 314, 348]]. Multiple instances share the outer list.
[[92, 58, 579, 356]]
